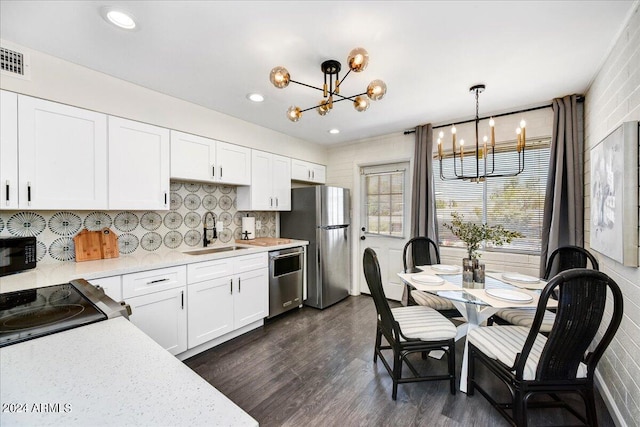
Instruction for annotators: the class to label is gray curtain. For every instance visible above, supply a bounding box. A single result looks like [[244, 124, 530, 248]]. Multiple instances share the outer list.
[[411, 124, 439, 242], [539, 94, 584, 276]]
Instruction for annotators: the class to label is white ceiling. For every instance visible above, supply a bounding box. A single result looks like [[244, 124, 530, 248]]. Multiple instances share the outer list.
[[0, 1, 634, 145]]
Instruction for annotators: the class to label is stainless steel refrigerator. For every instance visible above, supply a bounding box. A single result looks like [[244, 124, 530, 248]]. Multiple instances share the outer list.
[[280, 186, 351, 309]]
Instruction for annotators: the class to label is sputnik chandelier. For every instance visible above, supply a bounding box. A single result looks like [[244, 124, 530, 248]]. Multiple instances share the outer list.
[[437, 84, 526, 182], [269, 47, 387, 122]]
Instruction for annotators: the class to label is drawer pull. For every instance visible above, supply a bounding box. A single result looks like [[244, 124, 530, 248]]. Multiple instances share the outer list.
[[230, 278, 233, 294], [148, 278, 170, 285]]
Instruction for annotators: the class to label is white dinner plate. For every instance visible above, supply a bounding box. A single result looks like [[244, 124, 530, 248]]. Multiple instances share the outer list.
[[485, 288, 533, 303], [430, 264, 461, 273], [412, 274, 445, 285], [502, 272, 540, 284]]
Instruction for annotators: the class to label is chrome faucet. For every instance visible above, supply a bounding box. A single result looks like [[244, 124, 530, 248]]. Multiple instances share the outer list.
[[203, 211, 217, 247]]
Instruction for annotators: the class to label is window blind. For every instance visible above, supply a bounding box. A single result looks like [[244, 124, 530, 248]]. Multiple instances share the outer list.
[[434, 140, 551, 253]]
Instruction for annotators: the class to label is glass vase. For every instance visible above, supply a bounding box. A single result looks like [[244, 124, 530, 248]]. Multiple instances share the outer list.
[[462, 258, 477, 288]]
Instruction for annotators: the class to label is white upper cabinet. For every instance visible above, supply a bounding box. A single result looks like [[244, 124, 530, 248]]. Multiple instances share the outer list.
[[170, 131, 251, 185], [216, 141, 251, 185], [237, 150, 291, 211], [16, 95, 108, 210], [170, 130, 216, 182], [0, 90, 18, 210], [108, 117, 170, 210], [291, 159, 326, 184]]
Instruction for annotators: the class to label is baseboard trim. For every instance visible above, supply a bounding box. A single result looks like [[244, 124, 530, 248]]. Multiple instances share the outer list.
[[595, 369, 627, 427]]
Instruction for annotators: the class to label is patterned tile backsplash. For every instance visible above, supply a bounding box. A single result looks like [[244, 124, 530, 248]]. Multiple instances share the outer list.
[[0, 181, 276, 264]]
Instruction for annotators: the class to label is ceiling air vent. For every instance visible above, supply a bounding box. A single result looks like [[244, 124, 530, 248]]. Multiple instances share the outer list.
[[0, 46, 30, 80]]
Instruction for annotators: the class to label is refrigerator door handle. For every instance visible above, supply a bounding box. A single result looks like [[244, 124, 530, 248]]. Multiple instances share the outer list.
[[319, 224, 349, 230]]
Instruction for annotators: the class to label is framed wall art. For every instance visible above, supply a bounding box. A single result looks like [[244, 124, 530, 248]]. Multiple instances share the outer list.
[[590, 121, 639, 267]]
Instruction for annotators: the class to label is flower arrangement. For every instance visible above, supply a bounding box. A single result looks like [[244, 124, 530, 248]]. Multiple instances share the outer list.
[[443, 211, 524, 259]]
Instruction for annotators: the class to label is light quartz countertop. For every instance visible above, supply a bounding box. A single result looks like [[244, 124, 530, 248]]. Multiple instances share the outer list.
[[0, 317, 258, 426], [0, 240, 308, 293]]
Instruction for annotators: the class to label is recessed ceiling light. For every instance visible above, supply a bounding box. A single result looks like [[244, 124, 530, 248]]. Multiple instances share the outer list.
[[102, 8, 137, 30], [247, 93, 264, 102], [329, 129, 340, 134]]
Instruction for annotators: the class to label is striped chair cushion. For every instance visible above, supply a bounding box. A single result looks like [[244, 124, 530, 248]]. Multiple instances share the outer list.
[[468, 325, 587, 380], [410, 290, 456, 311], [390, 306, 457, 341], [495, 308, 556, 332]]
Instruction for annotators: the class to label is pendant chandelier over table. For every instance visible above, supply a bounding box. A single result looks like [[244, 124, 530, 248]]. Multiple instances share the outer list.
[[269, 47, 387, 122], [437, 84, 527, 182]]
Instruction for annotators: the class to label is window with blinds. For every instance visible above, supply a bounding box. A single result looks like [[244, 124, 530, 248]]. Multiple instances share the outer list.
[[434, 139, 551, 253], [364, 168, 406, 237]]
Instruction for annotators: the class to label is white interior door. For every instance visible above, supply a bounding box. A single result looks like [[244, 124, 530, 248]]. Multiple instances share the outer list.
[[358, 163, 410, 301]]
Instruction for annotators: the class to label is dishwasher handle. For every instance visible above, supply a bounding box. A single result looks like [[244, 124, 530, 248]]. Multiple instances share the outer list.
[[269, 251, 302, 261]]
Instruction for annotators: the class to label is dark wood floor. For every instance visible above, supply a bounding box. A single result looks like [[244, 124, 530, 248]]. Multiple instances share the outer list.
[[185, 295, 615, 426]]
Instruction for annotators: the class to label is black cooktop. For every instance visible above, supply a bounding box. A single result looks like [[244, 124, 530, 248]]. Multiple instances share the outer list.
[[0, 283, 107, 347]]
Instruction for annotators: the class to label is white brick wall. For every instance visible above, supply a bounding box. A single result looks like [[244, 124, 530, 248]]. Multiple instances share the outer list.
[[585, 4, 640, 425]]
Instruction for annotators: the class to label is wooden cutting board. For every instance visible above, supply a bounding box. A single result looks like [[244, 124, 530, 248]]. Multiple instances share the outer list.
[[74, 228, 119, 262], [235, 237, 292, 246]]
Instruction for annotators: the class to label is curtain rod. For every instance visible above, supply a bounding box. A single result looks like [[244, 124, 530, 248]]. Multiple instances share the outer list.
[[403, 96, 583, 135]]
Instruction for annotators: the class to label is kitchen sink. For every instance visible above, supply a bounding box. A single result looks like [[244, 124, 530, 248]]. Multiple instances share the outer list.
[[183, 246, 249, 255]]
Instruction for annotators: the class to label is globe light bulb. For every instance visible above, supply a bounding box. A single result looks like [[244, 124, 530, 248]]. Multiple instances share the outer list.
[[520, 119, 526, 128], [353, 96, 370, 112], [347, 47, 369, 72], [317, 100, 331, 116], [270, 66, 290, 89], [366, 80, 387, 101], [287, 106, 302, 122], [438, 131, 444, 139]]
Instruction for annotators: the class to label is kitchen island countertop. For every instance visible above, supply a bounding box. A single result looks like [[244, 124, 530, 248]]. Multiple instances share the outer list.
[[0, 316, 258, 427]]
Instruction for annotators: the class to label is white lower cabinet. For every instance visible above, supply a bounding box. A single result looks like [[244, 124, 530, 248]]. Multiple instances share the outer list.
[[234, 268, 269, 329], [122, 265, 187, 356], [103, 253, 268, 356], [187, 276, 235, 347], [187, 253, 268, 349], [127, 287, 187, 356]]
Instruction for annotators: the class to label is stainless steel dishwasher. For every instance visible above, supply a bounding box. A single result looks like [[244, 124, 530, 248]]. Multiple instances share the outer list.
[[268, 246, 304, 318]]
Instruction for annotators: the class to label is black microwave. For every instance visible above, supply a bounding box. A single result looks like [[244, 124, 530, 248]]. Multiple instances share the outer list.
[[0, 237, 37, 277]]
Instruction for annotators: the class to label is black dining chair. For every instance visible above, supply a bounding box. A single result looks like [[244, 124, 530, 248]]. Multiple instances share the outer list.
[[467, 268, 623, 426], [490, 245, 599, 332], [363, 248, 457, 400], [402, 237, 461, 318]]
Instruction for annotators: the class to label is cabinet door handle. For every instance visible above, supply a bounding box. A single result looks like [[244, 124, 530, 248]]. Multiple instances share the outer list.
[[148, 278, 170, 285], [181, 290, 184, 309], [5, 180, 9, 205], [164, 191, 168, 206], [27, 182, 32, 206], [308, 170, 311, 179], [239, 277, 241, 292], [269, 197, 273, 207], [230, 278, 233, 294], [212, 165, 215, 178], [275, 197, 278, 207], [220, 167, 223, 179], [312, 170, 315, 179]]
